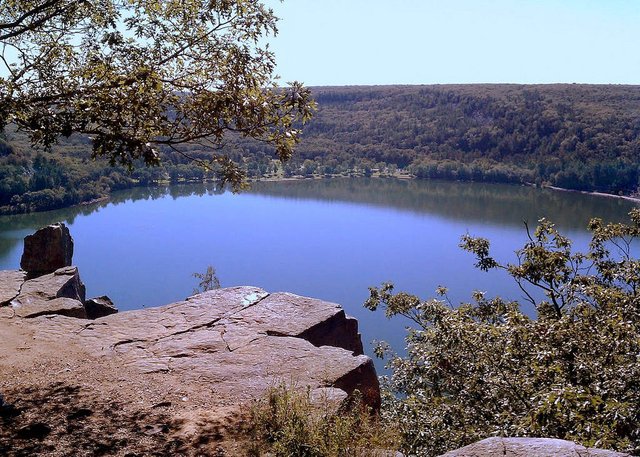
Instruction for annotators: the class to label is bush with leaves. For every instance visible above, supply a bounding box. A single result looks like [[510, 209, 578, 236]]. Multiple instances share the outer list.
[[365, 210, 640, 456], [0, 0, 315, 189]]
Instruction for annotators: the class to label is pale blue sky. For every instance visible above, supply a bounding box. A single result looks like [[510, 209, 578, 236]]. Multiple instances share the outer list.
[[264, 0, 640, 86]]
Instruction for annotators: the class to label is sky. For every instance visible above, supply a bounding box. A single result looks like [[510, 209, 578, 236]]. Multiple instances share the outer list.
[[264, 0, 640, 86]]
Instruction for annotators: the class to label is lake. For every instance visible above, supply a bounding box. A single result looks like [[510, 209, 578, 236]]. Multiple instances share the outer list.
[[0, 178, 637, 362]]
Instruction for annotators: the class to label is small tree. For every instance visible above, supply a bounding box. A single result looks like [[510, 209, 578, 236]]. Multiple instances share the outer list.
[[366, 210, 640, 456], [192, 265, 221, 294], [0, 1, 315, 188]]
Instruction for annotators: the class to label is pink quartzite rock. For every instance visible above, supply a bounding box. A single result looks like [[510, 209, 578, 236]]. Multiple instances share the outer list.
[[439, 437, 631, 457], [31, 286, 381, 409], [12, 297, 87, 319], [0, 270, 26, 306], [222, 292, 365, 355], [20, 223, 73, 276], [8, 266, 87, 319], [17, 266, 86, 304]]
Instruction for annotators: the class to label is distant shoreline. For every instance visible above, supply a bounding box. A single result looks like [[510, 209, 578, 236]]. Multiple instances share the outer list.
[[543, 185, 640, 204], [256, 175, 640, 204], [3, 175, 639, 217]]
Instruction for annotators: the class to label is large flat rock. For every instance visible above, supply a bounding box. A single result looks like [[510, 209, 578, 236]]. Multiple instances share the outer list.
[[56, 287, 377, 404], [0, 285, 380, 454], [7, 286, 379, 408]]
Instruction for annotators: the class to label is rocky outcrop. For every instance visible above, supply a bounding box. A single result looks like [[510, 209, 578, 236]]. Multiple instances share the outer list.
[[65, 287, 379, 408], [84, 296, 118, 319], [5, 227, 379, 410], [0, 225, 379, 454], [1, 277, 379, 409], [3, 266, 111, 321], [440, 437, 631, 457], [9, 266, 87, 319], [17, 266, 86, 303], [20, 223, 74, 276], [222, 292, 365, 355], [1, 278, 380, 455]]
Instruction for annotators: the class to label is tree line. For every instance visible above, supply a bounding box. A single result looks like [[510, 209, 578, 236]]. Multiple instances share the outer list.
[[281, 84, 640, 192]]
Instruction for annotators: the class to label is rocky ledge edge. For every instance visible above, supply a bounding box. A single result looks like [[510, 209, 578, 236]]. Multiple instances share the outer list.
[[0, 268, 379, 407], [0, 225, 380, 454], [1, 222, 379, 413]]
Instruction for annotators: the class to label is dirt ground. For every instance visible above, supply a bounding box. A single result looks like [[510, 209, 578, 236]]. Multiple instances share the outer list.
[[0, 316, 249, 456]]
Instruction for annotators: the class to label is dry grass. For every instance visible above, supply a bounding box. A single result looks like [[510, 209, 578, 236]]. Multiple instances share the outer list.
[[245, 383, 399, 457]]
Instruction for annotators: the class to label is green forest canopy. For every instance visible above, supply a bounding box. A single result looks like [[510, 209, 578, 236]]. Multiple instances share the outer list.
[[286, 84, 640, 192]]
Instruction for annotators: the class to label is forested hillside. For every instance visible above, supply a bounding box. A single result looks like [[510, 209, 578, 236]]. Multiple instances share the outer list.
[[0, 127, 220, 214], [2, 84, 640, 214], [279, 84, 640, 192]]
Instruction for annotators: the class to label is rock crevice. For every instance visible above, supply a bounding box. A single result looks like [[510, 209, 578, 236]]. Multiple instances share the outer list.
[[0, 270, 27, 307]]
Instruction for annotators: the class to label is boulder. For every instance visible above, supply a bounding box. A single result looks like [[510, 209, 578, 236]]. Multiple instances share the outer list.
[[20, 223, 73, 276], [0, 284, 382, 454], [440, 437, 630, 457], [11, 297, 86, 319], [18, 266, 86, 304], [84, 295, 118, 319], [0, 270, 26, 306], [2, 266, 87, 319]]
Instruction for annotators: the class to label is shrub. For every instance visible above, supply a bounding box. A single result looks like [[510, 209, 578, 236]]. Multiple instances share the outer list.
[[366, 211, 640, 456], [246, 384, 399, 456]]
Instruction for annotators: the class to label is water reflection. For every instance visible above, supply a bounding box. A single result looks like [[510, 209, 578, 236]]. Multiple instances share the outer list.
[[0, 178, 636, 266], [249, 178, 638, 231], [0, 183, 224, 258]]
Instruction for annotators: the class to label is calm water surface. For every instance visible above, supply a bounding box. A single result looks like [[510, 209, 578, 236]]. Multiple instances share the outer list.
[[0, 178, 637, 361]]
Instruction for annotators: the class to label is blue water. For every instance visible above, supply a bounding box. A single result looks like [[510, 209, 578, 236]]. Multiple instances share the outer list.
[[0, 178, 636, 365]]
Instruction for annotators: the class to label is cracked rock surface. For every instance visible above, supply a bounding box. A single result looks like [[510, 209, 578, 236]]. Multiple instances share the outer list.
[[37, 286, 379, 404], [0, 270, 25, 306], [0, 281, 379, 456]]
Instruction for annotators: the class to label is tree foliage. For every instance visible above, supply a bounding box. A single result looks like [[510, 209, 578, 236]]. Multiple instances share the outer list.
[[366, 211, 640, 456], [0, 0, 315, 188]]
